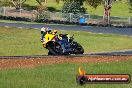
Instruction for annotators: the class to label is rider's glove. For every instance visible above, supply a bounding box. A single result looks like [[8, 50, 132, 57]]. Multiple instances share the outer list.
[[41, 38, 46, 42]]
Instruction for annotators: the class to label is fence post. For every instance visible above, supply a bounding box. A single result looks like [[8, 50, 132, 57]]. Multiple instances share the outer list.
[[3, 7, 6, 16], [19, 0, 22, 17], [128, 17, 131, 25], [69, 13, 72, 22], [88, 14, 91, 20]]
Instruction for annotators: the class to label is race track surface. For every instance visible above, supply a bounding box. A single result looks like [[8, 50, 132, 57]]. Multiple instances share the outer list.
[[0, 23, 132, 36], [0, 50, 132, 59], [89, 50, 132, 56]]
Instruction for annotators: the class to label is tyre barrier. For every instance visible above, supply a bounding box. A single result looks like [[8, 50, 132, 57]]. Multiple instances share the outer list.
[[0, 15, 131, 28], [0, 15, 31, 22], [34, 19, 80, 25]]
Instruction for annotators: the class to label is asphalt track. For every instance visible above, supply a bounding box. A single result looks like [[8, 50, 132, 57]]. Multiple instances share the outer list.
[[0, 22, 132, 36], [0, 22, 132, 56], [0, 50, 132, 59]]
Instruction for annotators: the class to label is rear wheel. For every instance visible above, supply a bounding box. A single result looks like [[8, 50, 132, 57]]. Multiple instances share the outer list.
[[48, 51, 53, 55], [47, 42, 64, 55]]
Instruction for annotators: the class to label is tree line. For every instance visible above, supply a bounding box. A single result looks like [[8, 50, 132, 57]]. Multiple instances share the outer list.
[[0, 0, 104, 9]]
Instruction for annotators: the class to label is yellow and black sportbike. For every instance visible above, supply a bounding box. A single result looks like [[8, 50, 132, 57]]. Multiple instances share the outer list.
[[41, 30, 84, 55]]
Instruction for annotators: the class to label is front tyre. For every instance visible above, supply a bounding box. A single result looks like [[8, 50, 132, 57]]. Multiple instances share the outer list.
[[72, 42, 84, 54]]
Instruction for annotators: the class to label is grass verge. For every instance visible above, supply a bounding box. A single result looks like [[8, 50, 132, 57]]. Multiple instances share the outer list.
[[0, 27, 132, 56], [0, 60, 132, 88]]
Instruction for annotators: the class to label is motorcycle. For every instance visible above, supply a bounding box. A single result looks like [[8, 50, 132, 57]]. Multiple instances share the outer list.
[[41, 30, 84, 55]]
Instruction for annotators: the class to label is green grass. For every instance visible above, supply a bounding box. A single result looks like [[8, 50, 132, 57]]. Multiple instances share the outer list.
[[25, 0, 131, 17], [0, 27, 48, 56], [0, 60, 132, 88], [0, 27, 132, 56], [86, 1, 132, 17], [25, 0, 39, 6]]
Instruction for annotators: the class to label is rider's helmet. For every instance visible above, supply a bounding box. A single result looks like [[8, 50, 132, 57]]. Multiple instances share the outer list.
[[41, 27, 46, 34]]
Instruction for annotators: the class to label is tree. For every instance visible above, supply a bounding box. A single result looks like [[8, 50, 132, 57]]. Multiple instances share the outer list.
[[55, 0, 103, 8], [62, 1, 86, 14], [0, 0, 11, 6], [36, 0, 46, 5], [36, 0, 47, 13], [10, 0, 26, 9], [0, 0, 26, 8]]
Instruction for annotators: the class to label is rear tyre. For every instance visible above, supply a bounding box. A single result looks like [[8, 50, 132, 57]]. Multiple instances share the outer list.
[[47, 42, 64, 55], [48, 51, 53, 55]]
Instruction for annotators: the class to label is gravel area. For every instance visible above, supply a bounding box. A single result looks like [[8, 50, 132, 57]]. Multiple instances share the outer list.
[[0, 56, 132, 69]]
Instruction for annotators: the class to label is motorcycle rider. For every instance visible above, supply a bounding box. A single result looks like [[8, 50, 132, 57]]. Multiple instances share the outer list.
[[41, 26, 58, 42], [41, 26, 51, 42]]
